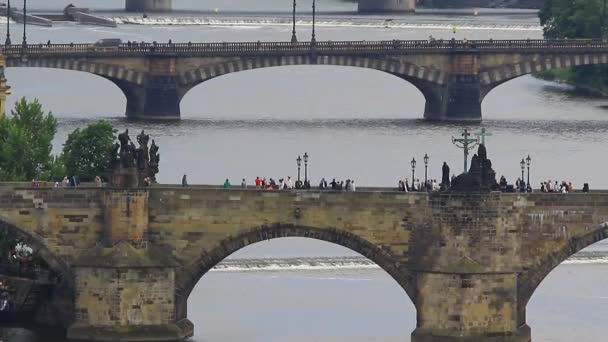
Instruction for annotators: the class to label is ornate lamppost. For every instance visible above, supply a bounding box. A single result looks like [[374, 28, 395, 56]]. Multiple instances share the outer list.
[[291, 0, 297, 43], [311, 0, 316, 45], [5, 0, 11, 46], [296, 155, 302, 188], [303, 152, 309, 188], [21, 0, 26, 49], [423, 153, 429, 189], [411, 157, 416, 190], [520, 158, 525, 189], [526, 155, 532, 188]]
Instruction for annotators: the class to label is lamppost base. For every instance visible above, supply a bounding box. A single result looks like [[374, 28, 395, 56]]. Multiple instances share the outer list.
[[4, 38, 10, 46], [291, 34, 298, 44]]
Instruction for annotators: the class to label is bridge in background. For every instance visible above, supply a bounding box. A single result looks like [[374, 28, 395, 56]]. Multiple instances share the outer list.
[[125, 0, 415, 13], [2, 184, 608, 341], [3, 39, 608, 121]]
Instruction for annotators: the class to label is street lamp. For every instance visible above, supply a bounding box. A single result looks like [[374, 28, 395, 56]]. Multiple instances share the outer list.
[[411, 157, 416, 190], [526, 155, 532, 189], [311, 0, 316, 44], [303, 152, 309, 188], [291, 0, 297, 43], [520, 158, 525, 189], [5, 0, 11, 46], [296, 155, 302, 187], [423, 153, 429, 189], [21, 0, 26, 49]]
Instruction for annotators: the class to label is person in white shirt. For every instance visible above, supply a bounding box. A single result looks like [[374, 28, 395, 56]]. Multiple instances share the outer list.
[[287, 177, 294, 189]]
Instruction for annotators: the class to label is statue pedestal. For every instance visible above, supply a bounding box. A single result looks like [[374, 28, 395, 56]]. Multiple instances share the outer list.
[[110, 166, 139, 188]]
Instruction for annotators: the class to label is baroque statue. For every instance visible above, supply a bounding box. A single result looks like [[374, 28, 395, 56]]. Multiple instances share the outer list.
[[109, 129, 160, 187]]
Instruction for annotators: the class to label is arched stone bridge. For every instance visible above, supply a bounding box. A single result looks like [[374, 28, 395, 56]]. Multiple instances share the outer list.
[[1, 184, 608, 341], [4, 39, 608, 121]]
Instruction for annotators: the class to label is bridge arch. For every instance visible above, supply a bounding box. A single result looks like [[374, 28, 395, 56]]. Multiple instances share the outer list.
[[0, 218, 74, 290], [179, 56, 446, 89], [6, 59, 145, 86], [480, 53, 608, 98], [175, 223, 416, 320], [517, 222, 608, 323]]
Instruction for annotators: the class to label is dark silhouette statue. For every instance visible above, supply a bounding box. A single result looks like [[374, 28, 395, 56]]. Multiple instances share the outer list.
[[109, 130, 160, 187], [441, 162, 450, 190], [450, 144, 498, 192]]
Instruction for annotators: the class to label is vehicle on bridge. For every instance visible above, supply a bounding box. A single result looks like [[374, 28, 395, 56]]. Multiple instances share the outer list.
[[89, 38, 122, 52]]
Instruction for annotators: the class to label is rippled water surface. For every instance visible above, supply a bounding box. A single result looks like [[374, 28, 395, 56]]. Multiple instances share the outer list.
[[2, 6, 608, 342]]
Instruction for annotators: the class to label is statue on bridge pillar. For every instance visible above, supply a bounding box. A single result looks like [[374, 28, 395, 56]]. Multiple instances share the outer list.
[[440, 162, 450, 191], [449, 144, 499, 192], [109, 129, 160, 188]]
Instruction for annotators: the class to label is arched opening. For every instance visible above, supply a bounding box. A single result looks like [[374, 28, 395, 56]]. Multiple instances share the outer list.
[[522, 224, 608, 341], [482, 63, 608, 121], [180, 225, 416, 341], [0, 218, 74, 328], [180, 65, 426, 120], [4, 68, 127, 118]]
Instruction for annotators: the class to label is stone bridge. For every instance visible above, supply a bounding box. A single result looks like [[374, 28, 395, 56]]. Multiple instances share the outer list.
[[1, 184, 607, 341], [4, 39, 608, 121]]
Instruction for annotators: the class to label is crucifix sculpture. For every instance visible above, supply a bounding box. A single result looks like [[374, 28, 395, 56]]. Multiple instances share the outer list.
[[452, 128, 479, 173]]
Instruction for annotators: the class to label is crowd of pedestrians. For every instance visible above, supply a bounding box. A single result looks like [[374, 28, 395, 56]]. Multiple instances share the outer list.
[[397, 179, 440, 192]]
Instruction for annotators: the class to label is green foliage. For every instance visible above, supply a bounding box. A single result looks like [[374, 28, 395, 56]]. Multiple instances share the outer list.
[[539, 0, 608, 91], [540, 0, 606, 39], [0, 98, 58, 181], [62, 120, 115, 181]]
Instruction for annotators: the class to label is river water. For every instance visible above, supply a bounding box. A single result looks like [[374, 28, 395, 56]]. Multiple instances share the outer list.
[[2, 3, 608, 342]]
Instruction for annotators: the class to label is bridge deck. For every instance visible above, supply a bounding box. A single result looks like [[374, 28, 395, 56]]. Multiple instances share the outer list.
[[2, 39, 608, 58]]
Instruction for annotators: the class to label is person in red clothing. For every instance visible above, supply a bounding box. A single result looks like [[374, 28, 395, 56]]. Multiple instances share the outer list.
[[255, 177, 262, 188]]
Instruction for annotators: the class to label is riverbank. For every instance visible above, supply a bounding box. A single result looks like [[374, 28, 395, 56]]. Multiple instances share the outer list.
[[536, 70, 608, 97]]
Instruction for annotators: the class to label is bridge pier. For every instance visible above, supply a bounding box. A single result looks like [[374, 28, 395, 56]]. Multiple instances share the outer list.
[[423, 76, 482, 122], [66, 190, 193, 342], [117, 77, 183, 120], [125, 0, 172, 12], [410, 272, 531, 342]]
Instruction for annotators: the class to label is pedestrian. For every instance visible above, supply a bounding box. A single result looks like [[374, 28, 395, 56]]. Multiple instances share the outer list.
[[351, 180, 356, 191], [181, 174, 188, 187], [583, 183, 590, 193], [241, 178, 247, 188], [63, 176, 69, 187], [287, 176, 294, 189], [255, 177, 261, 188], [95, 176, 102, 187], [223, 179, 232, 189]]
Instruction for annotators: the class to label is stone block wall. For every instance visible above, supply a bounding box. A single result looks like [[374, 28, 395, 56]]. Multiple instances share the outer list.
[[74, 267, 175, 327]]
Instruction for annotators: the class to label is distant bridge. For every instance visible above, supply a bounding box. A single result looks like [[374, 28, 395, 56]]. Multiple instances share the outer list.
[[125, 0, 415, 13], [3, 39, 608, 121]]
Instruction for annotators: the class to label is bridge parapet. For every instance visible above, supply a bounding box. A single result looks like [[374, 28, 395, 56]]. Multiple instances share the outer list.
[[4, 39, 608, 58]]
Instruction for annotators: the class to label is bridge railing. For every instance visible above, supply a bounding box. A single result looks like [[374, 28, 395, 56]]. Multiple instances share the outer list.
[[3, 39, 608, 58]]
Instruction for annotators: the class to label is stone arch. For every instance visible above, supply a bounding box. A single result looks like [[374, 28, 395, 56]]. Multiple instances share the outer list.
[[480, 52, 608, 98], [0, 218, 74, 290], [517, 223, 608, 323], [6, 58, 145, 86], [178, 55, 445, 89], [174, 223, 416, 320]]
